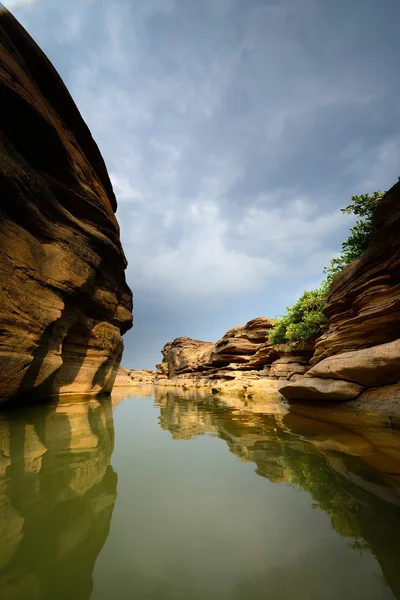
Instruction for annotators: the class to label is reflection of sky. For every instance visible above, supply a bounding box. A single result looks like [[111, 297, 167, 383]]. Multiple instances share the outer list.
[[92, 398, 390, 599], [5, 0, 400, 368]]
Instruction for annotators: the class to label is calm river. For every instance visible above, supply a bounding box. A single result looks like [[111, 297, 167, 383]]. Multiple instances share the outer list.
[[0, 387, 399, 599]]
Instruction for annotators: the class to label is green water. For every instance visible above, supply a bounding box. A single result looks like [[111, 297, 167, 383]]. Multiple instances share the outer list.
[[0, 389, 400, 600]]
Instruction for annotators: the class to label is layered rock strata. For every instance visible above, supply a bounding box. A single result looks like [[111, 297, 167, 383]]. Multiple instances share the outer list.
[[0, 6, 132, 401], [154, 318, 311, 398], [280, 181, 400, 404]]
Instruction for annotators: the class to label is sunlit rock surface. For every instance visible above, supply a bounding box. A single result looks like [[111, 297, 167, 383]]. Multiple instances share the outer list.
[[157, 337, 215, 377], [0, 396, 116, 599], [114, 367, 156, 386], [154, 319, 305, 397], [0, 5, 132, 402]]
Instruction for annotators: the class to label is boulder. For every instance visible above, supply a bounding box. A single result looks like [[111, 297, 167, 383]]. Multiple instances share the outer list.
[[0, 7, 132, 401], [160, 337, 214, 377], [279, 378, 363, 401], [207, 317, 276, 369], [306, 340, 400, 387]]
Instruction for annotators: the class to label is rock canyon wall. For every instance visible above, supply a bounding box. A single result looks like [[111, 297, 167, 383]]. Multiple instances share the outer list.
[[0, 6, 132, 402]]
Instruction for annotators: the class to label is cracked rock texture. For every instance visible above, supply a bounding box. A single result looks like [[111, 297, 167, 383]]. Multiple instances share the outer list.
[[0, 6, 132, 402]]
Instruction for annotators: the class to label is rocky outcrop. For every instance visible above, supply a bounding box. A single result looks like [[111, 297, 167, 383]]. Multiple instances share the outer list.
[[280, 181, 400, 406], [0, 6, 132, 402], [157, 337, 214, 377], [280, 377, 363, 401], [114, 367, 156, 386], [154, 319, 312, 397], [306, 340, 400, 387], [156, 318, 276, 379], [207, 317, 278, 369], [268, 344, 312, 381]]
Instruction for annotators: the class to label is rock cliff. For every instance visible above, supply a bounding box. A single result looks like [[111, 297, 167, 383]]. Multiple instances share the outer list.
[[0, 6, 132, 401], [280, 181, 400, 404]]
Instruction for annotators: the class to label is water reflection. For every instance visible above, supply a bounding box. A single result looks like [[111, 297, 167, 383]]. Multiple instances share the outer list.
[[0, 396, 116, 600], [155, 388, 400, 599]]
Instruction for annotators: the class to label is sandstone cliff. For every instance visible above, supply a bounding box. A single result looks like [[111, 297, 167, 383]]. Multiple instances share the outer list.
[[280, 181, 400, 404], [0, 6, 132, 401]]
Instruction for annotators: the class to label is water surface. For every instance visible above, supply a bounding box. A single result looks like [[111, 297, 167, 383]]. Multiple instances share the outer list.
[[0, 388, 399, 599]]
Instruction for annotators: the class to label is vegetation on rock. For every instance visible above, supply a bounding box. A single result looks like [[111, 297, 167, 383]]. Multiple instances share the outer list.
[[269, 285, 329, 346], [269, 189, 385, 347], [323, 190, 384, 283]]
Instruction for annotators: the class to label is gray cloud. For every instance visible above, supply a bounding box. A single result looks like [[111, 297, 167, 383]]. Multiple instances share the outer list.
[[7, 0, 400, 367]]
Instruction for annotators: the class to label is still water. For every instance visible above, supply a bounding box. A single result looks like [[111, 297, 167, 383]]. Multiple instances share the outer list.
[[0, 387, 400, 600]]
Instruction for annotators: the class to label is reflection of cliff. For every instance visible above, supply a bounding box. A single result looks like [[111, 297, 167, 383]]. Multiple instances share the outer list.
[[155, 389, 400, 599], [0, 397, 116, 600]]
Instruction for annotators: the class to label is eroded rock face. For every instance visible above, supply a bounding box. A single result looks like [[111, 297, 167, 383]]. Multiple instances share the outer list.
[[154, 319, 314, 397], [0, 7, 132, 401], [157, 318, 278, 378], [269, 344, 313, 382], [157, 337, 215, 377], [208, 317, 277, 369], [280, 181, 400, 405]]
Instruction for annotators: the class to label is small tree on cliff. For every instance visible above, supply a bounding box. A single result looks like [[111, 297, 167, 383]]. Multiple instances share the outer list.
[[268, 189, 385, 347], [323, 190, 384, 283]]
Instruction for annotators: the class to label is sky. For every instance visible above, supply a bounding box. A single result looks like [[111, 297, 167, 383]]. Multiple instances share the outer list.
[[5, 0, 400, 369]]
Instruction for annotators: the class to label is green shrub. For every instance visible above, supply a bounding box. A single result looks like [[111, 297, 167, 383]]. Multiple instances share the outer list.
[[268, 285, 329, 347], [323, 191, 383, 283], [269, 187, 387, 347]]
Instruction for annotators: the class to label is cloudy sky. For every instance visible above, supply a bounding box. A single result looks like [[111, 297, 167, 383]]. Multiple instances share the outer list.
[[6, 0, 400, 369]]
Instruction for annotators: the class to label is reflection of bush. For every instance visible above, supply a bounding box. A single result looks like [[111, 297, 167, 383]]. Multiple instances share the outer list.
[[278, 448, 370, 550]]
